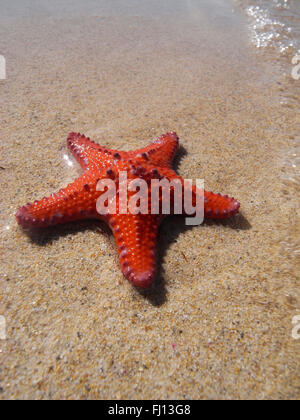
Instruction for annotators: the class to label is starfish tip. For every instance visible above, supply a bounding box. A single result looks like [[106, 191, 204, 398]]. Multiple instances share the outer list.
[[16, 206, 32, 228], [231, 199, 240, 215], [130, 271, 155, 289]]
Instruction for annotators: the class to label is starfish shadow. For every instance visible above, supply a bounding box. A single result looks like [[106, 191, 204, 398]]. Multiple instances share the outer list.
[[204, 212, 251, 231], [173, 145, 188, 171]]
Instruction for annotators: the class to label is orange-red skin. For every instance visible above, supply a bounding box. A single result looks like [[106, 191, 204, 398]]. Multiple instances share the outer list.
[[16, 132, 240, 288]]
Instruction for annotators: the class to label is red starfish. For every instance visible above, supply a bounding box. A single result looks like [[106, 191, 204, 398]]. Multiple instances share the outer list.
[[16, 132, 240, 288]]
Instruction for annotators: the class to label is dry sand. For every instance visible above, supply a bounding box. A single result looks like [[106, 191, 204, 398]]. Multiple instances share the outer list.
[[0, 1, 299, 399]]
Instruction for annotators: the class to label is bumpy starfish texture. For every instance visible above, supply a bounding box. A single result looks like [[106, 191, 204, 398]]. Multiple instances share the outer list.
[[16, 132, 240, 288]]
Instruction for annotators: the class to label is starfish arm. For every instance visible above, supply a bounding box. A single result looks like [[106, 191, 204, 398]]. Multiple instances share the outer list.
[[16, 174, 100, 228], [108, 213, 161, 288], [202, 189, 240, 219], [129, 132, 179, 168], [67, 132, 128, 170], [157, 168, 240, 219], [182, 184, 240, 219]]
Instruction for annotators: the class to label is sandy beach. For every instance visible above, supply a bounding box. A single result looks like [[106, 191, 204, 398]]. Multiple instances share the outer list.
[[0, 0, 299, 399]]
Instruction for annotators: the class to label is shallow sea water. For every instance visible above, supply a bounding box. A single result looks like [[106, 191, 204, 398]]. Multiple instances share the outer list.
[[235, 0, 300, 54], [0, 0, 299, 400]]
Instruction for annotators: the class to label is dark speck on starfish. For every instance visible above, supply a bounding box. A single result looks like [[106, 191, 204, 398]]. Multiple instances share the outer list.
[[106, 168, 115, 178]]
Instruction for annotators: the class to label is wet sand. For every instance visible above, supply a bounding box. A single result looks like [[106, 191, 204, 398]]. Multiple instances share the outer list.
[[0, 0, 299, 399]]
